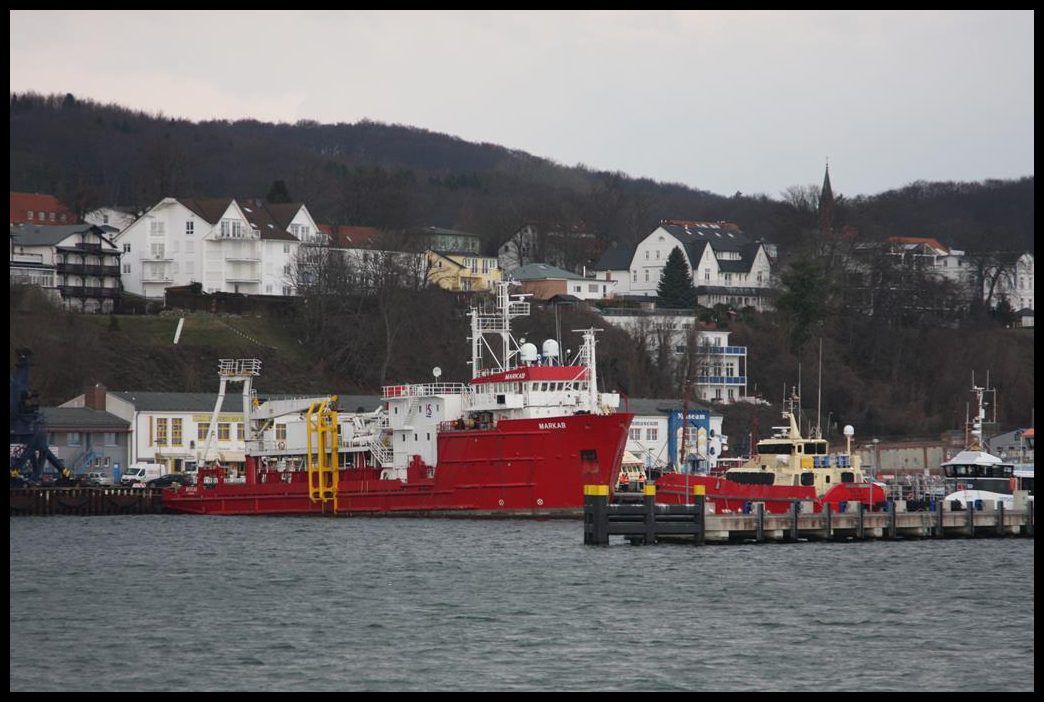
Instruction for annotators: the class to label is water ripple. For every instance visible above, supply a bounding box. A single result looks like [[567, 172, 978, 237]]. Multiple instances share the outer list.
[[9, 516, 1034, 691]]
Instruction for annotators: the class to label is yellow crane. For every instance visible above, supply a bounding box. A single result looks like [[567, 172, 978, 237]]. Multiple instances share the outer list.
[[306, 397, 340, 512]]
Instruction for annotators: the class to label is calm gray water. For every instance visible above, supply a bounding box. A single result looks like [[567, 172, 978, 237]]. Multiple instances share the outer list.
[[9, 516, 1034, 691]]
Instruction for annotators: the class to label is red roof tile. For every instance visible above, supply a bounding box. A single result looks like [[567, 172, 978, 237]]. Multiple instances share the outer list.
[[10, 192, 78, 225], [888, 236, 949, 253], [320, 224, 381, 249]]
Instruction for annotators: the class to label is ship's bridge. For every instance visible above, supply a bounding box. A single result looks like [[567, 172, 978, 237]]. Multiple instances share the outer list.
[[467, 365, 588, 412], [470, 365, 590, 387]]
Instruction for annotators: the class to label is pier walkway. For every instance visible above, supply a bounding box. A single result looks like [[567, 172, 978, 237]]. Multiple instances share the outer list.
[[583, 485, 1034, 545]]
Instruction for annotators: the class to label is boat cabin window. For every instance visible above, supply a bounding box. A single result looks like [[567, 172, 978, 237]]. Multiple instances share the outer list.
[[728, 472, 776, 486], [806, 442, 827, 455], [758, 444, 795, 455], [944, 464, 1013, 479], [841, 472, 855, 483], [800, 472, 815, 486]]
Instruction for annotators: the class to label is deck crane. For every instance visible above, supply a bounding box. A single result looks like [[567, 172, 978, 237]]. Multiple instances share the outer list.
[[197, 359, 341, 510]]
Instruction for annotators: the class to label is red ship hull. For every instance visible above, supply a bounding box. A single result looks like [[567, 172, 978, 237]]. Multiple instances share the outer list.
[[163, 413, 633, 517], [655, 474, 886, 513]]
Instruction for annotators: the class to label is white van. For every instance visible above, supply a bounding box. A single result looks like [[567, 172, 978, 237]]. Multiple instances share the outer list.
[[120, 463, 166, 486]]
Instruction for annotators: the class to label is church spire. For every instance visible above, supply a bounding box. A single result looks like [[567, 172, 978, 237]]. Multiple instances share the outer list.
[[821, 159, 834, 205], [819, 159, 835, 234]]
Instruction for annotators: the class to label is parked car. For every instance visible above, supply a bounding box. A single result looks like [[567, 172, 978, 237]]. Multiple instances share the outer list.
[[120, 463, 166, 486], [86, 471, 113, 486], [146, 473, 194, 489]]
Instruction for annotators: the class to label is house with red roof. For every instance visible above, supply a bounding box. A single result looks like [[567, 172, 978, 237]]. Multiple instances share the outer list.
[[10, 192, 78, 226], [319, 224, 381, 250]]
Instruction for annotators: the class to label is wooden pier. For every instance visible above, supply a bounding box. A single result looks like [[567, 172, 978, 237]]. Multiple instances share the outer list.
[[9, 487, 165, 516], [583, 485, 1035, 545]]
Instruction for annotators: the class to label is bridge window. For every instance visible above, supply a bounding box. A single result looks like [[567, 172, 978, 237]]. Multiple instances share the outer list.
[[729, 472, 775, 486]]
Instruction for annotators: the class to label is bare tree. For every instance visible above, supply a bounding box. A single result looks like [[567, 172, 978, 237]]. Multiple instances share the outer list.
[[964, 249, 1023, 311]]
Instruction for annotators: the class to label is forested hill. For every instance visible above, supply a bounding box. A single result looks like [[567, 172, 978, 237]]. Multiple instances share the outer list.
[[9, 92, 1034, 255]]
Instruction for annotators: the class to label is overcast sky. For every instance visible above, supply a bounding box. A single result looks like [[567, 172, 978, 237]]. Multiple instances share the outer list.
[[9, 10, 1035, 198]]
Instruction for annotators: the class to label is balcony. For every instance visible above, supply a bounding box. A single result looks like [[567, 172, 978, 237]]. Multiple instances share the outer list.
[[699, 346, 747, 356], [56, 262, 121, 277], [696, 376, 747, 385], [10, 252, 44, 265], [58, 242, 104, 254], [58, 285, 120, 299], [225, 261, 261, 283]]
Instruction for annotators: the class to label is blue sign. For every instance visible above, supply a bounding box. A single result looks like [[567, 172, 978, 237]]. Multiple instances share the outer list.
[[667, 409, 712, 471]]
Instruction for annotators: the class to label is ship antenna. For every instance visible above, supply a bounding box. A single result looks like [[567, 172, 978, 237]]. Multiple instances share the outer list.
[[816, 337, 823, 439], [798, 362, 803, 436]]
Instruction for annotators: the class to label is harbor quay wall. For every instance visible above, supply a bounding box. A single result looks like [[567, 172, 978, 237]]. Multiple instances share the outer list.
[[10, 487, 164, 516]]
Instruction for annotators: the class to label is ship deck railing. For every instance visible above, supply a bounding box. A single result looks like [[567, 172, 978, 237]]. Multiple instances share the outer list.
[[382, 382, 467, 398]]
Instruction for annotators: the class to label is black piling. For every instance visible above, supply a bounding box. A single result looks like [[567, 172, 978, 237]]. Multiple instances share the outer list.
[[584, 485, 609, 545]]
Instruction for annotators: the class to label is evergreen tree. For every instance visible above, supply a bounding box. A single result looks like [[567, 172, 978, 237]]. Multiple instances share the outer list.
[[991, 294, 1018, 327], [266, 179, 293, 203], [656, 246, 696, 309]]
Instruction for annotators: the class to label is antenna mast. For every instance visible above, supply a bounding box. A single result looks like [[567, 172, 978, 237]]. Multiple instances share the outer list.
[[816, 338, 823, 439], [469, 281, 531, 378]]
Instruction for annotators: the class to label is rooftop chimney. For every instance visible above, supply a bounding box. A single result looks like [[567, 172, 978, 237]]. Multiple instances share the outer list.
[[85, 383, 107, 411]]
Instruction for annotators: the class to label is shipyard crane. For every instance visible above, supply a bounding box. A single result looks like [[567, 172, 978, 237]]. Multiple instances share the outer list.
[[10, 349, 72, 486]]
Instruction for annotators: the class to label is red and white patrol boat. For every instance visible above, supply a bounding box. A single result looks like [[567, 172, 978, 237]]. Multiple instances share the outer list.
[[163, 283, 633, 516], [656, 398, 886, 513]]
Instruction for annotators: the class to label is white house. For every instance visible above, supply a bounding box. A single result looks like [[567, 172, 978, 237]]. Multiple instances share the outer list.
[[115, 198, 322, 298], [10, 223, 122, 312], [864, 238, 1033, 312], [994, 252, 1034, 311], [590, 244, 635, 297], [603, 308, 748, 404], [594, 221, 774, 310]]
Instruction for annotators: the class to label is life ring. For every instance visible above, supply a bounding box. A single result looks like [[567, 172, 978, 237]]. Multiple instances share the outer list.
[[277, 441, 286, 450]]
